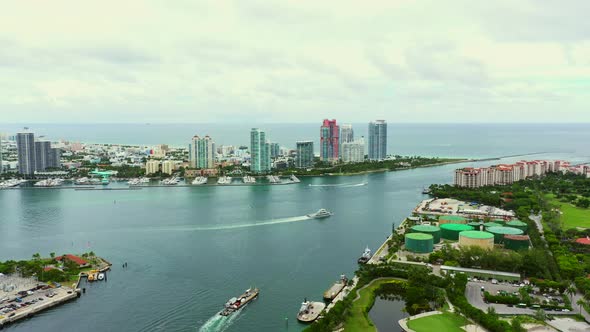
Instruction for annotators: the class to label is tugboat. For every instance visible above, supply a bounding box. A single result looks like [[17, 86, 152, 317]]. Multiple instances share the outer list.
[[323, 275, 348, 302], [297, 298, 326, 323], [357, 246, 372, 264], [307, 209, 333, 219], [219, 288, 259, 316]]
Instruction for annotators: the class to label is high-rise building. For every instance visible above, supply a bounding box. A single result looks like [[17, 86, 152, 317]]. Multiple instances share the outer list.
[[145, 160, 161, 174], [296, 141, 314, 168], [0, 134, 3, 174], [320, 119, 339, 162], [189, 135, 215, 169], [270, 143, 280, 158], [16, 132, 36, 175], [250, 128, 270, 173], [341, 138, 365, 163], [368, 120, 387, 161], [35, 140, 51, 171], [340, 124, 354, 143], [161, 160, 175, 175]]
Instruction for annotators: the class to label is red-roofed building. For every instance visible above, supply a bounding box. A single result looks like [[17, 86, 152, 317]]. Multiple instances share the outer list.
[[575, 237, 590, 246], [56, 254, 89, 268]]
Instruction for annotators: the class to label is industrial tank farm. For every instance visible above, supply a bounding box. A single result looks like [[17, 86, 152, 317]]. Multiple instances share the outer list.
[[458, 230, 495, 250], [440, 223, 473, 241], [486, 226, 524, 243], [410, 225, 441, 243], [405, 233, 434, 253], [483, 222, 503, 230]]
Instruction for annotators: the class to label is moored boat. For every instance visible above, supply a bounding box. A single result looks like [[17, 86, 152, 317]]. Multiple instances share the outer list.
[[323, 275, 348, 302], [357, 246, 372, 264]]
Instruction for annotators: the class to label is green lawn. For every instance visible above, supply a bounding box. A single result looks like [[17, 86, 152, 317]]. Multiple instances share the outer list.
[[407, 312, 467, 332], [547, 194, 590, 229], [343, 278, 404, 332]]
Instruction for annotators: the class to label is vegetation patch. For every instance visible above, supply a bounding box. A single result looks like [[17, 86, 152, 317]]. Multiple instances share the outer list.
[[407, 312, 467, 332]]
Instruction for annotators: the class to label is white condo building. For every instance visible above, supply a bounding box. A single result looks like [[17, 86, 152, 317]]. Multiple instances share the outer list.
[[145, 160, 161, 175], [341, 138, 365, 163], [454, 160, 573, 188]]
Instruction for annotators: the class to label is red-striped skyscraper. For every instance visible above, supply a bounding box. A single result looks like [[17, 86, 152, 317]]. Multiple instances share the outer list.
[[320, 119, 339, 162]]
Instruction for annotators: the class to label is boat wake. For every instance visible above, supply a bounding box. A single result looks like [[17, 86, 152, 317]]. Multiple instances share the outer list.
[[308, 182, 367, 188], [198, 309, 241, 332], [152, 215, 312, 232]]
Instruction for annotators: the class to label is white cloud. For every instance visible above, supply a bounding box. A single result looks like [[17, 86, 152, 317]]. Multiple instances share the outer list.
[[0, 0, 589, 123]]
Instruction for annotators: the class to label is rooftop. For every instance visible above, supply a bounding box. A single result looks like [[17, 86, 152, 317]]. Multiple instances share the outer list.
[[459, 230, 494, 239]]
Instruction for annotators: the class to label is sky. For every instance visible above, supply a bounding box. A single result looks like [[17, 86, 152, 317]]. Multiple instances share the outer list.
[[1, 0, 589, 123]]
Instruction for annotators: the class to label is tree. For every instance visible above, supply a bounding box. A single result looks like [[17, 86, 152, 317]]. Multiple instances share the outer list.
[[49, 252, 55, 259], [567, 285, 576, 302], [577, 299, 586, 315], [533, 309, 546, 322], [32, 253, 41, 260]]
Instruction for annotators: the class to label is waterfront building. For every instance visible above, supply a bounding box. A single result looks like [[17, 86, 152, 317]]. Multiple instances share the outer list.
[[189, 135, 215, 169], [270, 143, 280, 158], [152, 144, 169, 158], [341, 138, 365, 163], [161, 160, 175, 175], [368, 120, 387, 161], [0, 135, 3, 174], [296, 141, 314, 169], [35, 140, 59, 171], [454, 160, 575, 188], [320, 119, 339, 162], [250, 128, 271, 173], [16, 131, 36, 175], [145, 160, 161, 175]]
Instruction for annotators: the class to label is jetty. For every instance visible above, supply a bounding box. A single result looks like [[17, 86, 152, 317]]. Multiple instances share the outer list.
[[323, 275, 348, 302], [297, 301, 326, 323]]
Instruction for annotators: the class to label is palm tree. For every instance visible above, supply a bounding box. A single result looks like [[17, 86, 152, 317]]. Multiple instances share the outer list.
[[567, 285, 576, 302], [577, 299, 585, 315]]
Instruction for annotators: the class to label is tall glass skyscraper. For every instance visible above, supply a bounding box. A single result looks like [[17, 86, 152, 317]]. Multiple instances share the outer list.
[[16, 132, 36, 175], [189, 135, 215, 169], [296, 141, 314, 168], [250, 128, 270, 173], [368, 120, 387, 161], [320, 119, 339, 162]]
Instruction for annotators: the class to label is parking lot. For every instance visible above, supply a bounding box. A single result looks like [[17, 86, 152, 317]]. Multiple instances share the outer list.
[[0, 275, 77, 325], [465, 279, 571, 315]]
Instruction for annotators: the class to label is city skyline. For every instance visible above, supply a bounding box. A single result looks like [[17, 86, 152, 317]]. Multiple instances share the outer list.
[[1, 1, 589, 123]]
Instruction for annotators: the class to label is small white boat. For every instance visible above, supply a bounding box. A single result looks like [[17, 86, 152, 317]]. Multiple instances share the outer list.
[[192, 177, 208, 185], [307, 209, 333, 219]]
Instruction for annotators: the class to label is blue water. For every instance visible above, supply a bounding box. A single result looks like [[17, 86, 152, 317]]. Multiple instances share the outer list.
[[0, 124, 589, 332]]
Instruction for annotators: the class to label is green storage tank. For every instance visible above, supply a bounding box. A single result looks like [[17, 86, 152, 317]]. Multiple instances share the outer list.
[[486, 226, 524, 244], [410, 225, 441, 243], [506, 220, 528, 233], [468, 222, 483, 230], [405, 233, 434, 253], [440, 223, 474, 241], [484, 222, 503, 230], [491, 219, 506, 224], [438, 215, 467, 225], [459, 231, 495, 250], [504, 235, 530, 251]]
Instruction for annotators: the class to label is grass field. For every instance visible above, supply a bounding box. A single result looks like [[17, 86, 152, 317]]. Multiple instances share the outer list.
[[343, 278, 404, 332], [547, 194, 590, 229], [407, 312, 467, 332]]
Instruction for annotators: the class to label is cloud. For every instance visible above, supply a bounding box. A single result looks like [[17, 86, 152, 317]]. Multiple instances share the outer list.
[[0, 0, 589, 123]]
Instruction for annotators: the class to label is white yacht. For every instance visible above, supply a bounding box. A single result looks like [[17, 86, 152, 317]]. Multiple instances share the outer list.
[[242, 175, 256, 184], [290, 175, 301, 183], [75, 177, 90, 185], [266, 175, 280, 183], [161, 177, 180, 185], [139, 177, 150, 183], [128, 178, 141, 186], [0, 179, 27, 188], [34, 178, 63, 187], [191, 176, 208, 185], [217, 176, 232, 185], [307, 209, 333, 219]]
